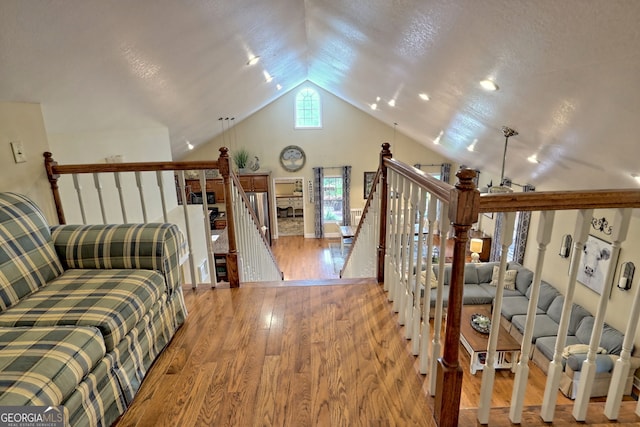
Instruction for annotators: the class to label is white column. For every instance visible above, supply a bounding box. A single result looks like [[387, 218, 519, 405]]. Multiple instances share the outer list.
[[510, 210, 555, 423]]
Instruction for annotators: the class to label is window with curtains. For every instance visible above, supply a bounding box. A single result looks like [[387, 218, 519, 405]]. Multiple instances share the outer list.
[[294, 87, 322, 129], [322, 176, 343, 223]]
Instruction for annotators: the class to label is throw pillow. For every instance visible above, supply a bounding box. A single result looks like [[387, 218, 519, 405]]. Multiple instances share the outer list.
[[421, 268, 439, 288], [562, 344, 607, 359], [489, 265, 517, 290]]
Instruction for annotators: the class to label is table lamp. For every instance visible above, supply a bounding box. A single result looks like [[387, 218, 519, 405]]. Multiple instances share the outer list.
[[470, 238, 484, 263]]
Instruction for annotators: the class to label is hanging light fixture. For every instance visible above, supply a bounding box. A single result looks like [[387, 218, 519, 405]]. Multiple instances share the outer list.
[[488, 126, 518, 194]]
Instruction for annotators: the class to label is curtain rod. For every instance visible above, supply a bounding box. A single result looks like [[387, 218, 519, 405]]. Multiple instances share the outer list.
[[314, 166, 349, 170], [414, 163, 444, 167]]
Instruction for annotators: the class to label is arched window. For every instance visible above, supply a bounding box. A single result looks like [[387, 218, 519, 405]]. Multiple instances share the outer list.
[[295, 87, 322, 129]]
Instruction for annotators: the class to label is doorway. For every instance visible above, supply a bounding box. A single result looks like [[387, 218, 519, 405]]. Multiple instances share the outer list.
[[273, 177, 305, 237]]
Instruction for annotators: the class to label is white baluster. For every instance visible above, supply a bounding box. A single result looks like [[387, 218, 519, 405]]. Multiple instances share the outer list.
[[419, 194, 437, 371], [478, 211, 516, 424], [93, 173, 108, 224], [156, 171, 168, 222], [411, 187, 428, 354], [541, 208, 593, 422], [72, 174, 87, 224], [607, 241, 640, 418], [428, 201, 449, 393], [176, 170, 198, 289], [573, 208, 631, 420], [510, 210, 555, 423], [404, 181, 419, 338], [396, 176, 411, 324], [114, 172, 128, 223], [135, 171, 148, 223], [391, 172, 403, 306], [199, 170, 217, 288], [384, 171, 398, 296]]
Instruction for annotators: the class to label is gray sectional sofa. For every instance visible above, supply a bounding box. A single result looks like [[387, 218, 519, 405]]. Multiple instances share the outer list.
[[429, 261, 640, 399]]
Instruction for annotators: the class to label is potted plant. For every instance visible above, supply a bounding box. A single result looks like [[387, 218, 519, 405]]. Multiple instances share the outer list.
[[232, 148, 250, 173]]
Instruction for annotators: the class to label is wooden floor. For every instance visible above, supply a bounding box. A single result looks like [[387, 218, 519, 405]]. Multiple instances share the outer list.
[[115, 236, 640, 426], [270, 235, 339, 280]]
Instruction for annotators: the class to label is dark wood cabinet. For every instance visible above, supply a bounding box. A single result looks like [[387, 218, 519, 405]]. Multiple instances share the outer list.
[[238, 174, 269, 192], [180, 173, 270, 204], [182, 178, 222, 203]]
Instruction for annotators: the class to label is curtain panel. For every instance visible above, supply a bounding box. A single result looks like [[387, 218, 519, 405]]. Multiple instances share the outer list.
[[313, 167, 324, 238], [342, 166, 351, 226], [440, 163, 451, 183], [512, 184, 535, 264]]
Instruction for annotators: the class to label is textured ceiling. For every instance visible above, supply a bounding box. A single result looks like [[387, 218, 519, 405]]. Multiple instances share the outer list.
[[2, 0, 640, 191]]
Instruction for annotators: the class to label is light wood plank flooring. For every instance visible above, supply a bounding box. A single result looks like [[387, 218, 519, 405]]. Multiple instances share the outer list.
[[271, 235, 339, 280], [115, 236, 640, 426]]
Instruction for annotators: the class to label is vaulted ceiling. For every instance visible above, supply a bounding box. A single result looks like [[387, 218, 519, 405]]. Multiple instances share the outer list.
[[2, 1, 640, 191]]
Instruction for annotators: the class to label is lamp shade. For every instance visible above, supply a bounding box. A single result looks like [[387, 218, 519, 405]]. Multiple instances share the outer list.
[[470, 238, 484, 254]]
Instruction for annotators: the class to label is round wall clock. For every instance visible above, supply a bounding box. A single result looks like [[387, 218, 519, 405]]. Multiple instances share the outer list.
[[279, 145, 306, 172]]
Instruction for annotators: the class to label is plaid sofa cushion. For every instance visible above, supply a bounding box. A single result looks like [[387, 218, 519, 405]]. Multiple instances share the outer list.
[[0, 326, 105, 406], [0, 269, 164, 352], [51, 223, 184, 294], [0, 193, 64, 311]]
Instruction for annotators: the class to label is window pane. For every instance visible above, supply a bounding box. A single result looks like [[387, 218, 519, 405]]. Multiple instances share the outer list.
[[322, 176, 343, 223], [295, 88, 322, 128]]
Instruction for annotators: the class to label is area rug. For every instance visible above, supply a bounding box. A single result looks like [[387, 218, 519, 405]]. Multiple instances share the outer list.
[[277, 217, 303, 236], [328, 242, 346, 274]]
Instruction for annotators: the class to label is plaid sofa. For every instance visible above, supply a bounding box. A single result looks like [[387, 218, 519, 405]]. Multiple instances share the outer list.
[[0, 192, 187, 426]]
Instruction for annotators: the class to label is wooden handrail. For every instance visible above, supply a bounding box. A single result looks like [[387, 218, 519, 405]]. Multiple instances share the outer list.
[[46, 158, 221, 174], [383, 157, 454, 203], [479, 189, 640, 212], [43, 147, 283, 288]]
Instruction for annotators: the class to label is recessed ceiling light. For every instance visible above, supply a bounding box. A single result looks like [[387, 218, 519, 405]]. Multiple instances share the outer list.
[[370, 103, 378, 111], [263, 70, 273, 83], [467, 138, 478, 152], [527, 154, 540, 164], [388, 99, 396, 107], [376, 96, 381, 102], [186, 140, 194, 150], [247, 55, 260, 66], [419, 93, 430, 101], [480, 79, 499, 91], [276, 84, 282, 90], [632, 173, 640, 183]]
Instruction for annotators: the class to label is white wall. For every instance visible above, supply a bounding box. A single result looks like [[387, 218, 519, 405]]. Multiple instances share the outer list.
[[47, 127, 178, 225], [0, 102, 57, 222], [181, 81, 454, 237]]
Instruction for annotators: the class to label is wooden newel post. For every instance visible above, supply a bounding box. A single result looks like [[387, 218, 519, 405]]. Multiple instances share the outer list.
[[43, 152, 66, 225], [218, 147, 240, 288], [434, 168, 479, 426], [377, 143, 392, 283]]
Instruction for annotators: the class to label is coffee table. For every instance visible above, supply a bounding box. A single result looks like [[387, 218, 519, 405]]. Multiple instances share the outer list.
[[459, 305, 521, 374]]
